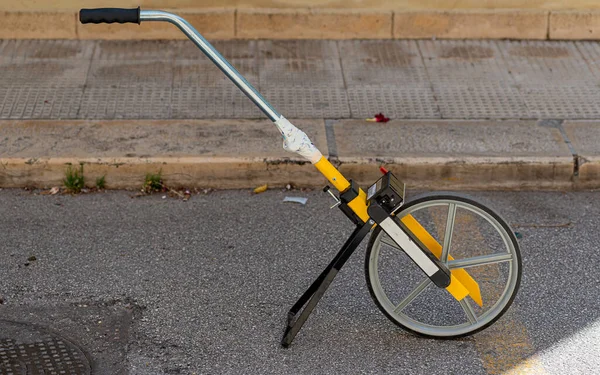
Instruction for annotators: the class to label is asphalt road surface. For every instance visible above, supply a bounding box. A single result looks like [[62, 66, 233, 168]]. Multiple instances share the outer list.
[[1, 188, 599, 374]]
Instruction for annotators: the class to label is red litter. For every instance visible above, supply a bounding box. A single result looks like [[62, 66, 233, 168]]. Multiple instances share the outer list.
[[366, 113, 390, 123]]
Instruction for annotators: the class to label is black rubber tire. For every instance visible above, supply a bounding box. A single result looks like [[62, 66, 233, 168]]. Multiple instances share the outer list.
[[364, 192, 522, 339]]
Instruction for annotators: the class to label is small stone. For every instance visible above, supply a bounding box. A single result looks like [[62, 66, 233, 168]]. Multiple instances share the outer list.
[[27, 255, 37, 262]]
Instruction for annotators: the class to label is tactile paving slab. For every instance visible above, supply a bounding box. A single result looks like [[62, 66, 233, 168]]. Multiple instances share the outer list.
[[520, 85, 600, 119], [260, 58, 345, 88], [433, 82, 530, 119], [0, 40, 91, 120], [0, 321, 91, 375], [78, 86, 172, 119], [174, 59, 259, 88], [347, 85, 439, 119], [419, 40, 511, 83], [256, 41, 347, 117], [418, 40, 530, 119], [258, 40, 339, 60], [85, 60, 173, 87], [0, 40, 95, 62], [499, 41, 600, 118], [499, 40, 594, 85], [340, 40, 438, 118], [171, 86, 265, 118], [0, 87, 82, 119], [340, 40, 430, 85], [263, 86, 350, 119], [575, 42, 600, 79], [92, 40, 179, 61]]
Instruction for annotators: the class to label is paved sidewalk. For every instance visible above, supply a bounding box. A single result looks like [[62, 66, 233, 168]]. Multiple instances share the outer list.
[[1, 39, 600, 120], [1, 39, 600, 189]]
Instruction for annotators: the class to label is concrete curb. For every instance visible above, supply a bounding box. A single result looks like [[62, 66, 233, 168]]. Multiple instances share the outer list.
[[2, 8, 600, 40], [393, 10, 548, 40], [550, 10, 600, 40], [237, 9, 392, 39], [0, 119, 593, 191]]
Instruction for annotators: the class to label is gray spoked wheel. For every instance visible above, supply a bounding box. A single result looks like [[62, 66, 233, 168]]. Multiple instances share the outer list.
[[365, 193, 521, 338]]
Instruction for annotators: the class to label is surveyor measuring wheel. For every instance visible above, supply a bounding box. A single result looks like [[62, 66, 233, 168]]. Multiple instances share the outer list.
[[79, 7, 522, 347]]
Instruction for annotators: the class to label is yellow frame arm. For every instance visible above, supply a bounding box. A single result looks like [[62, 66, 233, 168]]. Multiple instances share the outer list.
[[313, 156, 482, 305]]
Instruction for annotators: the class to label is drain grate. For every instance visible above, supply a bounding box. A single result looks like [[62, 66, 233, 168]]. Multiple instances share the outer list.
[[0, 321, 91, 375]]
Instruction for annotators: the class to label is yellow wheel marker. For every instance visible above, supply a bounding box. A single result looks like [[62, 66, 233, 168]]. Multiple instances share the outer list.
[[400, 214, 483, 306]]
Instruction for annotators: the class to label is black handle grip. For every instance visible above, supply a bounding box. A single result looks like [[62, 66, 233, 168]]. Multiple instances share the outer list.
[[80, 7, 140, 24]]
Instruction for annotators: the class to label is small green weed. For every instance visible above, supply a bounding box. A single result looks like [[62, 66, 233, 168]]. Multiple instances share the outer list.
[[63, 164, 85, 193], [143, 170, 163, 193], [96, 175, 106, 189]]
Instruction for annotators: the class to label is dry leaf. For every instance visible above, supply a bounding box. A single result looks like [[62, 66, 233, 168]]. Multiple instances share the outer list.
[[253, 184, 268, 194], [40, 187, 60, 195]]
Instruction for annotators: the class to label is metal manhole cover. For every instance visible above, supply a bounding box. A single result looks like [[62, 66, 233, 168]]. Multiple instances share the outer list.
[[0, 320, 91, 375]]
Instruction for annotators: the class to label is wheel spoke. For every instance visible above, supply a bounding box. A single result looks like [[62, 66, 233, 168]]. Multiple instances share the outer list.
[[441, 203, 456, 264], [380, 234, 401, 250], [448, 253, 513, 269], [460, 299, 478, 324], [393, 278, 432, 313]]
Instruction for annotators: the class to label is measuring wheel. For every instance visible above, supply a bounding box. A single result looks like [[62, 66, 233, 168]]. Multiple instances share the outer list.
[[79, 7, 524, 346], [366, 192, 521, 338]]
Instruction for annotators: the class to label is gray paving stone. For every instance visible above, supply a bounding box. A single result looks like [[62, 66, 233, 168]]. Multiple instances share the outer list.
[[263, 87, 350, 119], [340, 40, 437, 118], [340, 40, 429, 86], [521, 86, 600, 119], [258, 40, 339, 60], [563, 121, 600, 185], [0, 59, 89, 87], [171, 86, 264, 119], [575, 42, 600, 80], [564, 121, 600, 157], [418, 41, 530, 119], [85, 59, 173, 87], [433, 83, 530, 119], [333, 119, 574, 189], [0, 39, 95, 61], [93, 40, 176, 61], [347, 85, 439, 119], [174, 59, 259, 88], [260, 58, 345, 88], [333, 120, 571, 158], [78, 86, 172, 119], [419, 40, 511, 83], [499, 40, 594, 85], [496, 41, 600, 119], [0, 119, 327, 159], [0, 86, 82, 119]]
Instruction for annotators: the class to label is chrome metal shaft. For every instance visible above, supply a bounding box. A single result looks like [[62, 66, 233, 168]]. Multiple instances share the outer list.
[[140, 10, 280, 121]]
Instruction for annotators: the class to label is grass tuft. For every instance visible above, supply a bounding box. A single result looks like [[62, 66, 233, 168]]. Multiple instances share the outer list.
[[63, 164, 85, 193], [96, 175, 106, 189], [143, 170, 163, 193]]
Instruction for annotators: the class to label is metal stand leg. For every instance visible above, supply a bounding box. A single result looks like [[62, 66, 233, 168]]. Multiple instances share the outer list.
[[281, 222, 372, 347]]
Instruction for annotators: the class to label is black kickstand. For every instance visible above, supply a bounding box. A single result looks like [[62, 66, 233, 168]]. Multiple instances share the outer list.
[[281, 222, 372, 347]]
